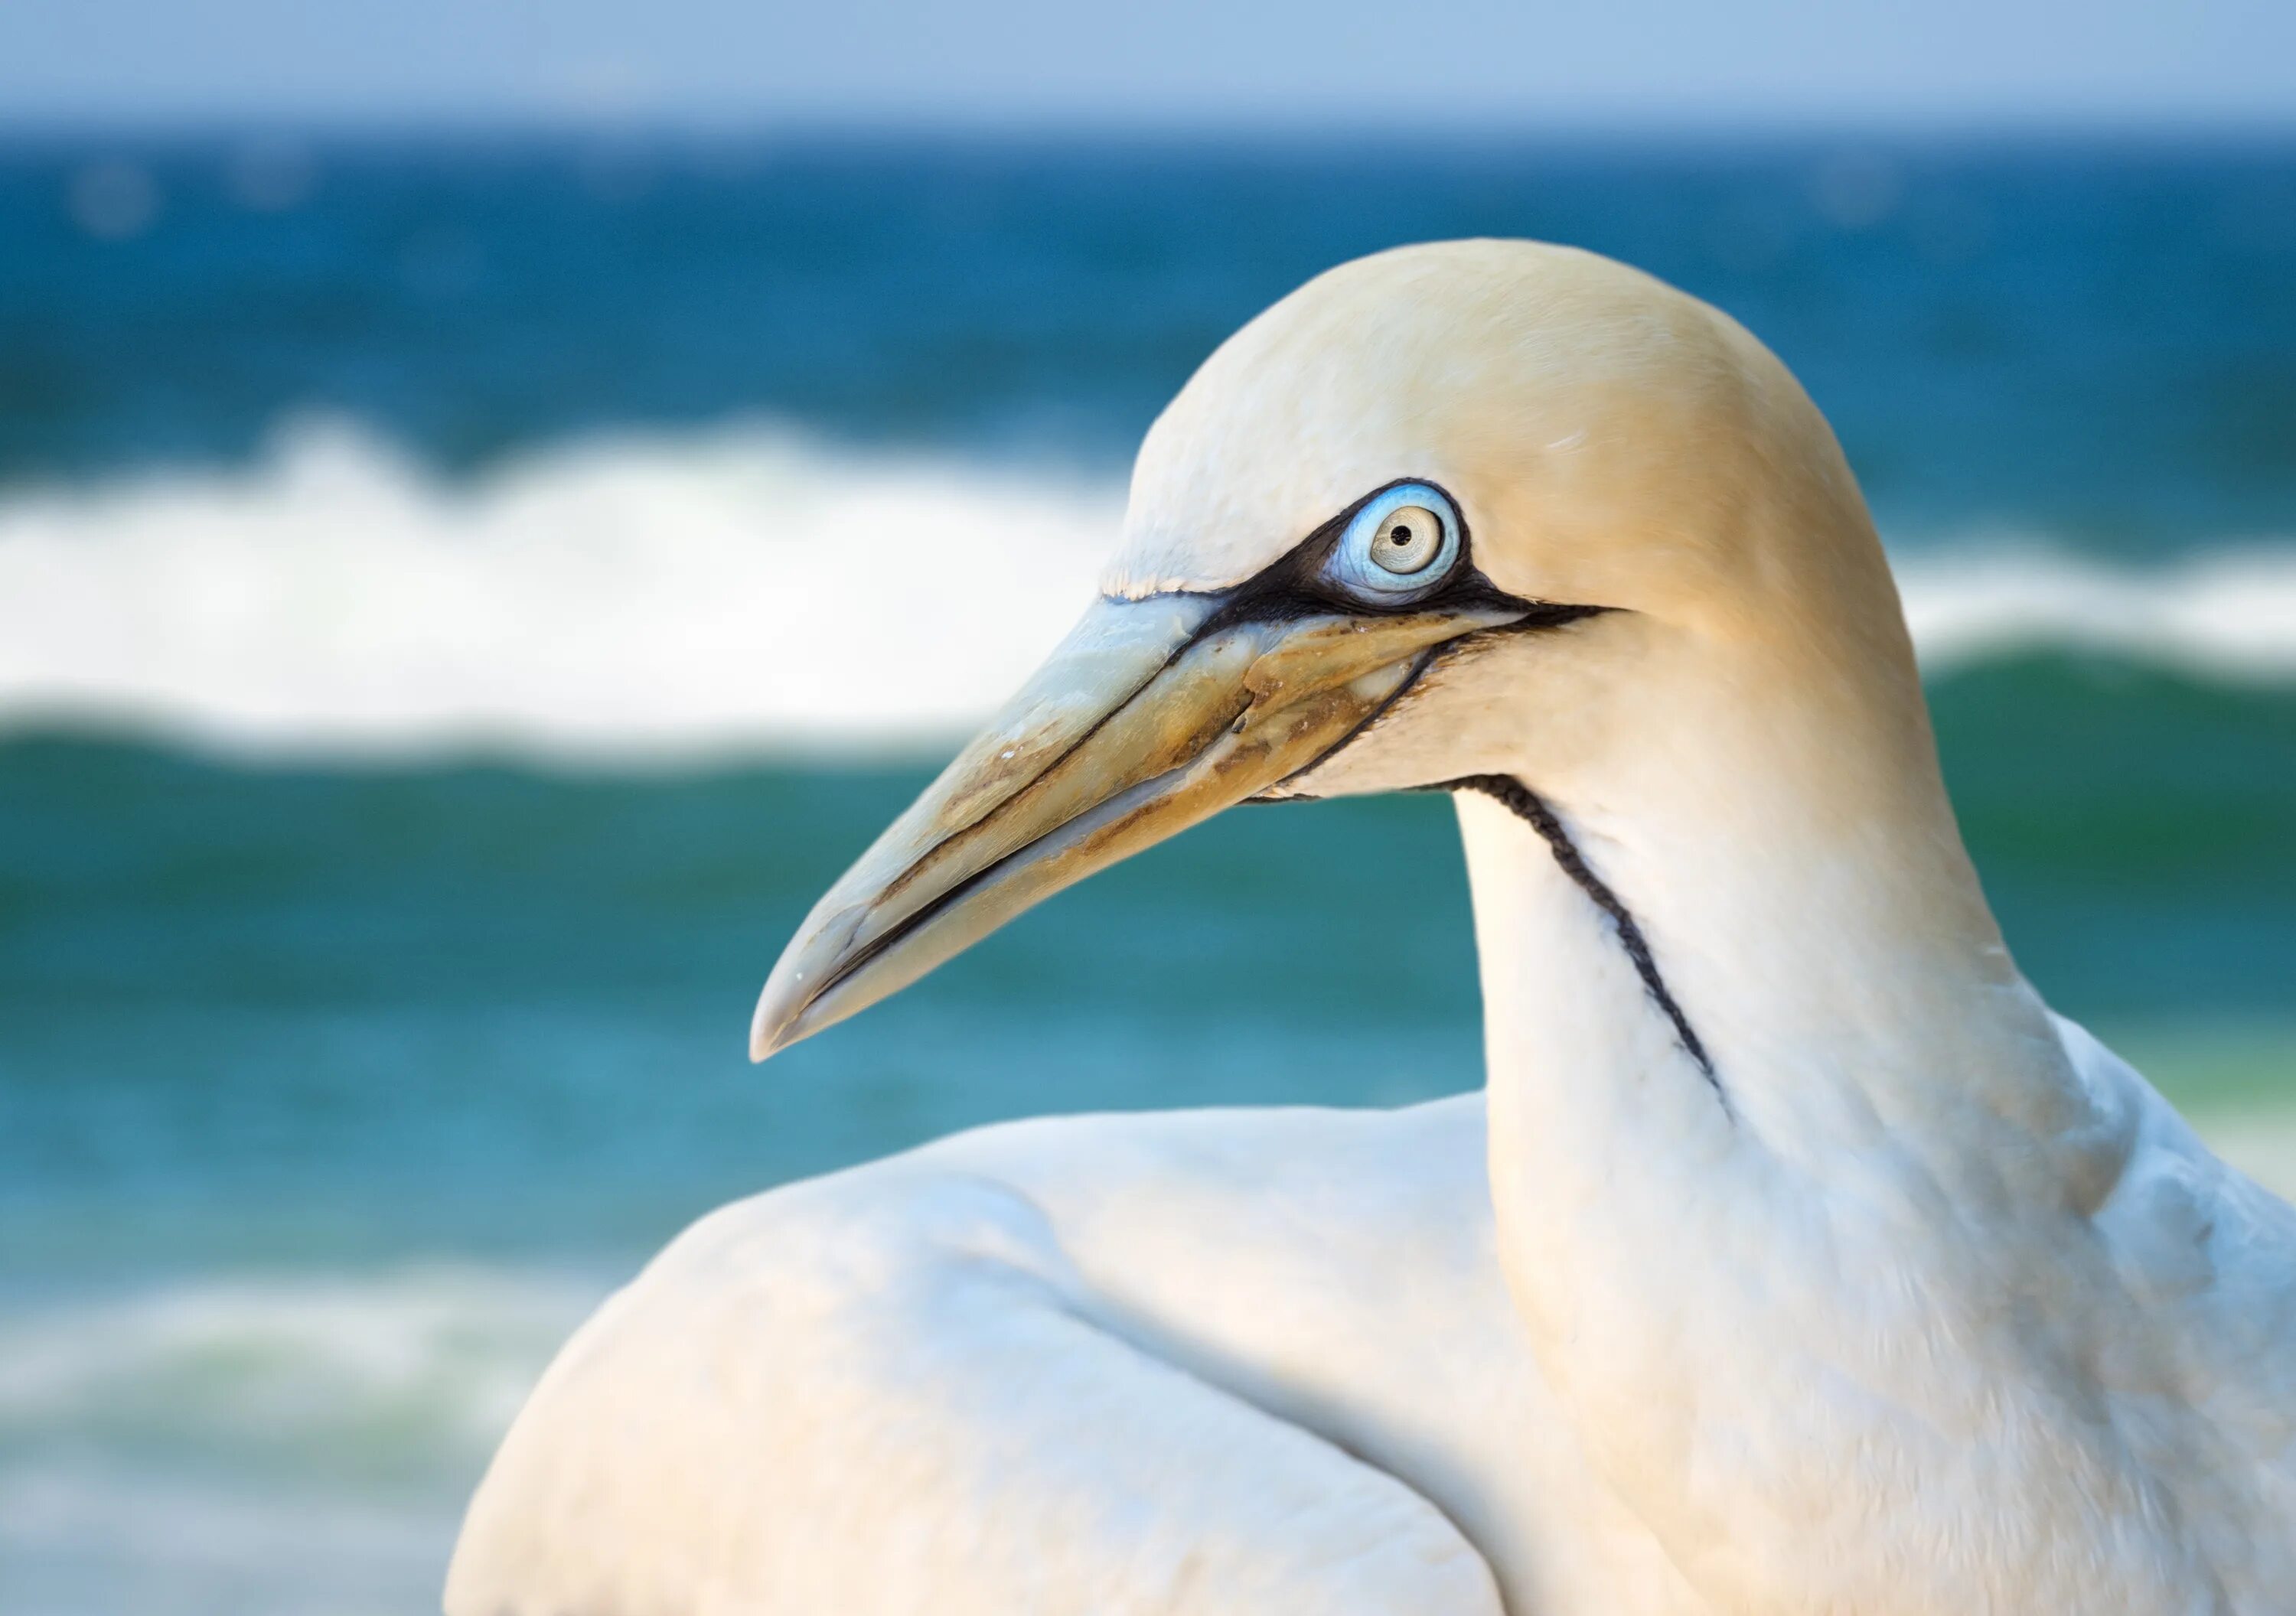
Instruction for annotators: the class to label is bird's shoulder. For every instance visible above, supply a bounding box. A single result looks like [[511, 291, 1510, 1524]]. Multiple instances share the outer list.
[[2060, 1017, 2296, 1478]]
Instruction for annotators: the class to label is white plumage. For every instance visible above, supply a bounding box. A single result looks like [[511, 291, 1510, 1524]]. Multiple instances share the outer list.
[[450, 240, 2296, 1614]]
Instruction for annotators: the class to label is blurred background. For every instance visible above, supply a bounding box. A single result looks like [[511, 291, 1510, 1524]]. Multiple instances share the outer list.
[[2, 2, 2292, 1611]]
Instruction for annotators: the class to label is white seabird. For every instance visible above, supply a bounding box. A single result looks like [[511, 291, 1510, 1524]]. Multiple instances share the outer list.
[[448, 240, 2296, 1614]]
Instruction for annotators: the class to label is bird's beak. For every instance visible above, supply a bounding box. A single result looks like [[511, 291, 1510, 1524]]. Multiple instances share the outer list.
[[751, 591, 1524, 1059]]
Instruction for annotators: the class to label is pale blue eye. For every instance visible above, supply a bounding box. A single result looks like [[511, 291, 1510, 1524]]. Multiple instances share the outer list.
[[1327, 483, 1461, 601]]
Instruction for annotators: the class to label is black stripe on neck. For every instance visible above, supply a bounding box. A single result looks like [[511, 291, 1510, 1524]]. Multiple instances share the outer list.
[[1431, 774, 1726, 1109]]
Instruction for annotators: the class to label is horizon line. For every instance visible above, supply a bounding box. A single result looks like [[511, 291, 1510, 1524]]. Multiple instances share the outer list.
[[4, 109, 2295, 145]]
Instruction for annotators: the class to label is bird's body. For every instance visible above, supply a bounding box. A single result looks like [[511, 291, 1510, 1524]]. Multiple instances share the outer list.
[[451, 240, 2296, 1613], [456, 1096, 1528, 1614]]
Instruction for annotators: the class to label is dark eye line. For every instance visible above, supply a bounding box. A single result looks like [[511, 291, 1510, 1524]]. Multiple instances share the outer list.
[[1192, 477, 1469, 634], [1140, 477, 1609, 644], [1192, 550, 1605, 640]]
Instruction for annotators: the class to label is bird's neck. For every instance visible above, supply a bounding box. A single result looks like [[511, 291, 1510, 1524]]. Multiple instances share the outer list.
[[1458, 624, 2127, 1596], [1463, 602, 2086, 1171]]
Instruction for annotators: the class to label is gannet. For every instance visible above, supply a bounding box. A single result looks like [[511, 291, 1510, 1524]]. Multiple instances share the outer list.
[[448, 240, 2296, 1615]]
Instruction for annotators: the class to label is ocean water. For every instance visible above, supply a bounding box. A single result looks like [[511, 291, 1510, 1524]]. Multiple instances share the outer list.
[[1, 133, 2292, 1614]]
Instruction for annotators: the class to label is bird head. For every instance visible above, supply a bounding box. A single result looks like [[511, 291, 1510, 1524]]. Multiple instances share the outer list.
[[752, 239, 1922, 1060]]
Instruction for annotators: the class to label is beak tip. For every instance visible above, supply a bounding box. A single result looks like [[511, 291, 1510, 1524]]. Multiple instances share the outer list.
[[748, 990, 801, 1064], [748, 969, 809, 1062]]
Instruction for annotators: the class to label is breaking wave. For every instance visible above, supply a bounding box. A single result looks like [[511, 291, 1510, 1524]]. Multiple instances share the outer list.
[[0, 419, 2289, 761], [0, 1265, 605, 1616], [0, 1265, 600, 1467], [1897, 545, 2296, 683]]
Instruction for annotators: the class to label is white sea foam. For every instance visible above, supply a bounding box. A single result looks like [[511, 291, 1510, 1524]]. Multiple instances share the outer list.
[[0, 1265, 605, 1616], [0, 422, 2289, 762], [1898, 543, 2296, 683], [0, 1264, 602, 1460], [0, 419, 1118, 761]]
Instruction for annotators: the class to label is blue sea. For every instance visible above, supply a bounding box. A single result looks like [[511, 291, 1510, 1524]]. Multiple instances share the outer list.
[[1, 132, 2292, 1614]]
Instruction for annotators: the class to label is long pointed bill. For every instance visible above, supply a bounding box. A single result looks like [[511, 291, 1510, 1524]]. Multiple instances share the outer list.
[[751, 591, 1525, 1059]]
